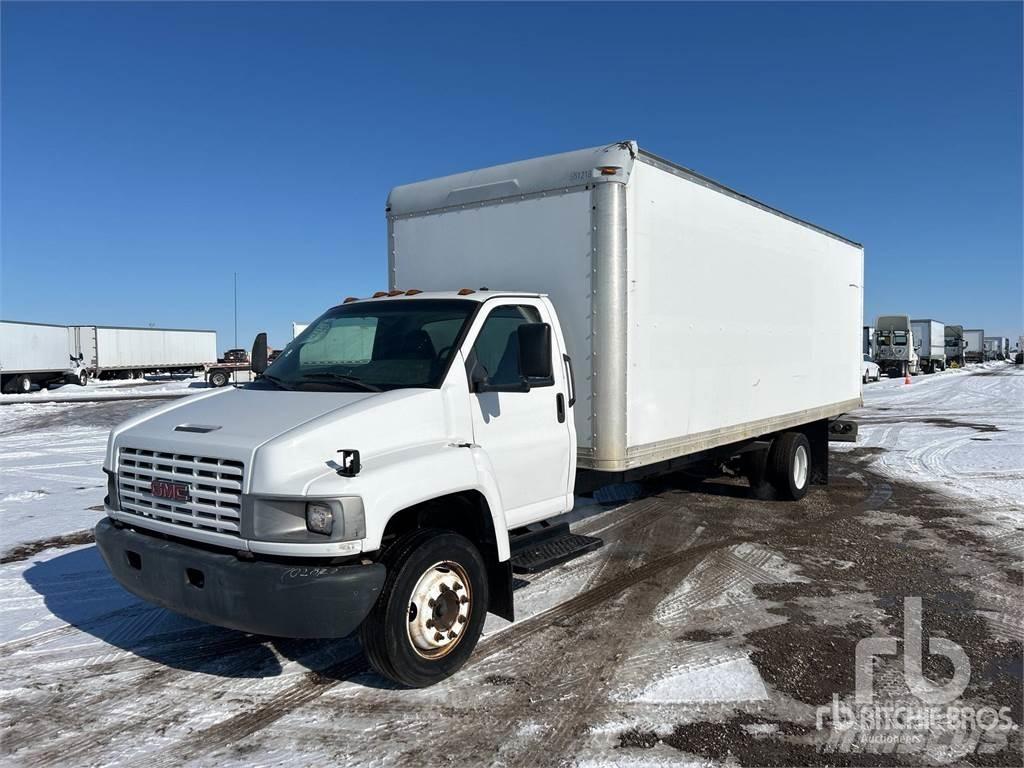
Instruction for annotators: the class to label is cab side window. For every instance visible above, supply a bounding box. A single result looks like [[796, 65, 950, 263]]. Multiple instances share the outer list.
[[469, 304, 543, 387]]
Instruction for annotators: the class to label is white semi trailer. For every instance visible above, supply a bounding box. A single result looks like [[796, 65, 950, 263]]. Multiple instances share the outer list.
[[73, 326, 217, 379], [910, 319, 946, 373], [875, 315, 920, 377], [0, 321, 88, 393], [95, 141, 863, 688]]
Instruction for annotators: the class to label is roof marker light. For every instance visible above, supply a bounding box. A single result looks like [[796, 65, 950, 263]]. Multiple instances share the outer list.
[[372, 291, 389, 298], [388, 289, 404, 297], [405, 289, 423, 296], [343, 296, 359, 303], [598, 166, 621, 176], [457, 288, 476, 296]]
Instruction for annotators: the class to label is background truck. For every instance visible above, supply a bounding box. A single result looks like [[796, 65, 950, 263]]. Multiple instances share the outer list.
[[910, 319, 946, 373], [874, 315, 919, 377], [96, 141, 863, 688], [863, 326, 875, 358], [963, 329, 985, 363], [73, 326, 217, 379], [944, 325, 965, 367], [0, 320, 87, 393], [983, 336, 1004, 361]]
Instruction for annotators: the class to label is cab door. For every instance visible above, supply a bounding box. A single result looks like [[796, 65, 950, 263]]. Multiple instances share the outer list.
[[462, 299, 574, 528]]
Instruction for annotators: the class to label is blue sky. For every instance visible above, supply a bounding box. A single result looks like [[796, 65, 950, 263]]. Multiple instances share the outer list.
[[2, 2, 1021, 348]]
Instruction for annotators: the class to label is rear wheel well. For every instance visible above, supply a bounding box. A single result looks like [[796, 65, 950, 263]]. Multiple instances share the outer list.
[[379, 491, 514, 622]]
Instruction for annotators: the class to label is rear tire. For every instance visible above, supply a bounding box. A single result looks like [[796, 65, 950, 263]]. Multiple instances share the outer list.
[[359, 529, 488, 688], [209, 370, 229, 387], [767, 432, 811, 501], [11, 374, 33, 394]]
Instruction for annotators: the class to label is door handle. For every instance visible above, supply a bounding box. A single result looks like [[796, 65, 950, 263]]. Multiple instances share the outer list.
[[556, 393, 566, 423]]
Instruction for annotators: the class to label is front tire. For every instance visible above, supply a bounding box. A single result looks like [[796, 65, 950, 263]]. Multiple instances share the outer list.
[[360, 529, 488, 688], [767, 431, 811, 501]]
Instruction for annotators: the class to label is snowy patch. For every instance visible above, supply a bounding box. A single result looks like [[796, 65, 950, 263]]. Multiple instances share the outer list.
[[635, 655, 769, 704]]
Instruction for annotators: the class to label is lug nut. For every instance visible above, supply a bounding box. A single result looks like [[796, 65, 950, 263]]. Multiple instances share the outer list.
[[425, 619, 434, 629], [460, 596, 469, 604], [458, 615, 467, 624], [434, 632, 444, 642]]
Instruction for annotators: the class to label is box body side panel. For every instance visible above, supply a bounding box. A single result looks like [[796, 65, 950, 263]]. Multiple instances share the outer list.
[[623, 161, 863, 465]]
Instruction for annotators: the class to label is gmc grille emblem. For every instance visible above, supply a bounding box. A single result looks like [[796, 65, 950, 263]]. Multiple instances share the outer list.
[[151, 479, 190, 503]]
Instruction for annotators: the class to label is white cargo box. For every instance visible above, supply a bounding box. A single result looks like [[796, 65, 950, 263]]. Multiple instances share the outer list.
[[388, 141, 863, 471], [911, 319, 945, 359], [0, 321, 74, 375]]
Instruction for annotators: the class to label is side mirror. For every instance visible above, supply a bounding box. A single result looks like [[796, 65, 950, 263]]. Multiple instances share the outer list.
[[517, 323, 553, 382], [251, 332, 268, 375]]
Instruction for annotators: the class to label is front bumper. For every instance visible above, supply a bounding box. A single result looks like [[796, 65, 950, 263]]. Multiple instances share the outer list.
[[95, 518, 386, 638]]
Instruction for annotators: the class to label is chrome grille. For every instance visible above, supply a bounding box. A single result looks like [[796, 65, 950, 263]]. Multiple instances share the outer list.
[[118, 447, 244, 537]]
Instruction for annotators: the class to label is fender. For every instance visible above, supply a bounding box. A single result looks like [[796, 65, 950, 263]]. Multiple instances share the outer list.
[[305, 441, 510, 561]]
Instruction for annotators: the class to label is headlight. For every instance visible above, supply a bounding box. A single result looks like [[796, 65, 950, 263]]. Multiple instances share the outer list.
[[247, 496, 366, 543], [306, 502, 334, 536]]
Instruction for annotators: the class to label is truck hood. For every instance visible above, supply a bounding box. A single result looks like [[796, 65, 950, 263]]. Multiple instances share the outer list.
[[108, 387, 377, 472], [107, 386, 453, 496]]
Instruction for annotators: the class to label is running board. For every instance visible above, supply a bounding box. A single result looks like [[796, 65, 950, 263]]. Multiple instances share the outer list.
[[509, 523, 603, 574]]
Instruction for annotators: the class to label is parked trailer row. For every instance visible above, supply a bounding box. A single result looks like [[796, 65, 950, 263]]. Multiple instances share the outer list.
[[1, 321, 217, 392], [870, 317, 1008, 376]]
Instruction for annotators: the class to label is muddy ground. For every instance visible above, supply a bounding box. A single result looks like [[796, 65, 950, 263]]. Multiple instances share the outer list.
[[1, 375, 1022, 767]]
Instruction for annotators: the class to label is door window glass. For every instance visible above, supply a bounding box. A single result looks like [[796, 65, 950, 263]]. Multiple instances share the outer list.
[[470, 305, 542, 387]]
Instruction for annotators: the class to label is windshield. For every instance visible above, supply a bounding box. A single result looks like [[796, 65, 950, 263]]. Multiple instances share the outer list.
[[262, 299, 476, 392]]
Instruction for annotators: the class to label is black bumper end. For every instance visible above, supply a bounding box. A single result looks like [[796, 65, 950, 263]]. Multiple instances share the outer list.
[[95, 518, 385, 638]]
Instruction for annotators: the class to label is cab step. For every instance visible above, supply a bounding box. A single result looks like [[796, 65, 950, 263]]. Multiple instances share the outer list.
[[509, 522, 603, 574]]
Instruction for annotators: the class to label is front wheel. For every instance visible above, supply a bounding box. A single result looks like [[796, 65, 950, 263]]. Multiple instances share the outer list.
[[360, 529, 488, 688], [767, 431, 811, 501]]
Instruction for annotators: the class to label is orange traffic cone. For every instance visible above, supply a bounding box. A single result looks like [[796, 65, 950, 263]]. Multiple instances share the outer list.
[[904, 371, 912, 385]]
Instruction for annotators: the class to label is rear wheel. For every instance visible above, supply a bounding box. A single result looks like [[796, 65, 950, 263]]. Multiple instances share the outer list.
[[359, 529, 488, 688], [767, 432, 811, 501], [12, 374, 33, 394], [209, 370, 229, 387]]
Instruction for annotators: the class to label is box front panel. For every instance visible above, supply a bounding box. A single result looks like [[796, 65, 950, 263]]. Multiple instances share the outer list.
[[391, 191, 595, 448]]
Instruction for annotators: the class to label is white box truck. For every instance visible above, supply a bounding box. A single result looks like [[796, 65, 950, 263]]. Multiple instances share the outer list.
[[963, 329, 985, 363], [73, 326, 217, 379], [944, 325, 965, 367], [0, 320, 88, 393], [874, 315, 920, 377], [94, 141, 863, 687], [910, 319, 946, 373]]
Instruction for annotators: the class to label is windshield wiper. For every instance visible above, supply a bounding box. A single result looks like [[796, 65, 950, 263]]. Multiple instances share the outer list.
[[300, 372, 382, 392], [261, 373, 294, 391]]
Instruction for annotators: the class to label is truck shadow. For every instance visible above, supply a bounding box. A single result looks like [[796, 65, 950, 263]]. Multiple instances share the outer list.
[[22, 546, 374, 683]]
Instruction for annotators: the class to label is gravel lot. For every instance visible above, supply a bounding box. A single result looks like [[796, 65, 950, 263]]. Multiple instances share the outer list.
[[1, 365, 1021, 767]]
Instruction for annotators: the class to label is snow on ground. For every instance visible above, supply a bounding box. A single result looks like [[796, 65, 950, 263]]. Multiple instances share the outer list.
[[0, 363, 1021, 767], [0, 375, 203, 404], [834, 361, 1024, 531]]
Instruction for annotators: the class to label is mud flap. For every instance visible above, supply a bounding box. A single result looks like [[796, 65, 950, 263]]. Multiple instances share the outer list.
[[487, 559, 515, 622], [807, 418, 830, 485]]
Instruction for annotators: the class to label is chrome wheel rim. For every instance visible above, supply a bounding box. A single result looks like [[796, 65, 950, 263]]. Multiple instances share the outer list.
[[793, 445, 809, 490], [406, 560, 471, 659]]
